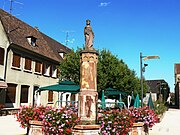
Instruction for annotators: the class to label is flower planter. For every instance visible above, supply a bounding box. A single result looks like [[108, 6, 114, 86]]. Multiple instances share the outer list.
[[28, 120, 43, 135], [129, 122, 146, 135]]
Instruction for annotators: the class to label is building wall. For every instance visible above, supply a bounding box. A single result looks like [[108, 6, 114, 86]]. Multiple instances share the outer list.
[[174, 64, 180, 108], [5, 48, 59, 107], [0, 19, 78, 108], [175, 82, 179, 108], [0, 20, 9, 104], [0, 20, 9, 80]]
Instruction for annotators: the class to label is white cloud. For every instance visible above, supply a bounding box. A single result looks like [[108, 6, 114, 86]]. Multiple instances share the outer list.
[[99, 2, 111, 7]]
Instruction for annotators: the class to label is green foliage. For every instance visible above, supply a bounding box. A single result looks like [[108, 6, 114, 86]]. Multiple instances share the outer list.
[[59, 48, 147, 96], [59, 48, 81, 84], [154, 101, 167, 115]]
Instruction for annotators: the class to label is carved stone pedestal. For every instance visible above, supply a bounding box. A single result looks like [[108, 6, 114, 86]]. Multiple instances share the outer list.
[[129, 122, 145, 135], [78, 50, 99, 124], [73, 125, 100, 135], [78, 91, 98, 124], [28, 120, 43, 135]]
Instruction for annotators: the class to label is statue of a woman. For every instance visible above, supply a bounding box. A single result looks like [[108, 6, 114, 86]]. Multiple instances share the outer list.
[[84, 20, 94, 50]]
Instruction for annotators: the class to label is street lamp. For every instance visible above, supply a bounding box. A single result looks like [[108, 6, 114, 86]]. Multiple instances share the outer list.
[[140, 52, 160, 107]]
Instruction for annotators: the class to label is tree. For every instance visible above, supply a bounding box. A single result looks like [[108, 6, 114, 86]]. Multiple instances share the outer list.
[[59, 48, 81, 84], [59, 48, 146, 96]]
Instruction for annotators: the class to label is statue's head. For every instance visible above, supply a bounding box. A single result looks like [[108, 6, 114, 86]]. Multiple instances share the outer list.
[[86, 19, 91, 25]]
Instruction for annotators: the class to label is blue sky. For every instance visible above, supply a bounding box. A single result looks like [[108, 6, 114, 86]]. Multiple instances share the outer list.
[[1, 0, 180, 91]]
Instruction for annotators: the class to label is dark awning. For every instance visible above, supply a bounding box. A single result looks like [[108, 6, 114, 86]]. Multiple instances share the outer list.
[[0, 81, 8, 89], [37, 80, 80, 94]]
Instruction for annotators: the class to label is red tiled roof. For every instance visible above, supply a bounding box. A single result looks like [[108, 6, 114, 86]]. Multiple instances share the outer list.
[[0, 9, 70, 62]]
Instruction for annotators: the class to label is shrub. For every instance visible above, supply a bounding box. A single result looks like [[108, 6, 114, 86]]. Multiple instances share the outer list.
[[154, 101, 167, 116]]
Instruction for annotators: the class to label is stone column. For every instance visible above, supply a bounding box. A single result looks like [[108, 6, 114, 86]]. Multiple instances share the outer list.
[[78, 50, 99, 124]]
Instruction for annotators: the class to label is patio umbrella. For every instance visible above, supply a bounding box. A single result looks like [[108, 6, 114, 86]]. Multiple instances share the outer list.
[[38, 80, 80, 106], [147, 93, 154, 110], [38, 80, 80, 93], [130, 91, 135, 106], [118, 94, 123, 108], [101, 90, 105, 110], [134, 94, 140, 108]]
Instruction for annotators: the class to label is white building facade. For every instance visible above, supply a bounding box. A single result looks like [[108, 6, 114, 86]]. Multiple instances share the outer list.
[[0, 9, 75, 108]]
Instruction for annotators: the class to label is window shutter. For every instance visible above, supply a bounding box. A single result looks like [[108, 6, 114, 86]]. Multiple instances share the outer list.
[[49, 65, 52, 77], [0, 47, 4, 65], [48, 91, 53, 102], [42, 63, 45, 74], [20, 85, 29, 103], [25, 57, 32, 70], [35, 61, 42, 73], [6, 84, 17, 103], [12, 53, 21, 68]]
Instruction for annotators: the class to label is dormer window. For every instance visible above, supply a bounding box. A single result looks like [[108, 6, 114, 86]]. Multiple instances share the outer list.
[[58, 49, 66, 59], [26, 36, 37, 47], [59, 52, 65, 58]]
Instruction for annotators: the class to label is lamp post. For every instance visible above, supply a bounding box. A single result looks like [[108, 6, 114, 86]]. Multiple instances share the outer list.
[[140, 52, 160, 107]]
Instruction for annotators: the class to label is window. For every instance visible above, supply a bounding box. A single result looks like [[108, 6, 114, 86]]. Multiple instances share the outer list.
[[0, 47, 4, 65], [20, 85, 29, 103], [48, 91, 53, 102], [51, 65, 57, 78], [42, 63, 50, 76], [24, 57, 32, 71], [6, 83, 17, 103], [35, 60, 42, 73], [27, 36, 37, 47], [12, 53, 21, 68], [59, 52, 65, 59]]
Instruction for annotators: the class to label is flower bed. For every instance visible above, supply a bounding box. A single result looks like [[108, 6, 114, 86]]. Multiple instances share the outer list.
[[98, 109, 134, 135], [17, 105, 159, 135], [16, 104, 80, 134], [42, 107, 80, 135], [130, 106, 159, 128], [16, 105, 51, 128], [99, 106, 159, 135]]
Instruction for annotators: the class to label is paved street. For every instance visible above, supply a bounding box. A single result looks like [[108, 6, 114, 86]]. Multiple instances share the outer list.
[[0, 115, 27, 135], [0, 108, 180, 135], [150, 108, 180, 135]]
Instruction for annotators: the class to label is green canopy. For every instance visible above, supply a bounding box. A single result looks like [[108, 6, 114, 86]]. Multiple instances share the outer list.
[[105, 87, 127, 96], [147, 93, 154, 110], [38, 80, 80, 93], [134, 94, 140, 108]]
